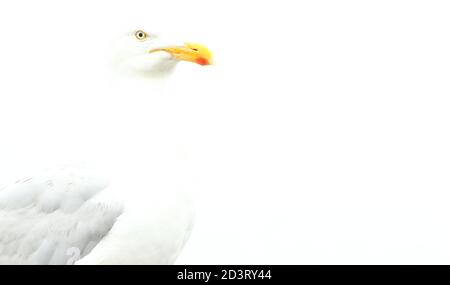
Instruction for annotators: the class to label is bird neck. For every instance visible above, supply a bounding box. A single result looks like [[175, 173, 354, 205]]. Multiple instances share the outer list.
[[93, 69, 183, 173], [110, 72, 171, 95], [109, 59, 179, 94]]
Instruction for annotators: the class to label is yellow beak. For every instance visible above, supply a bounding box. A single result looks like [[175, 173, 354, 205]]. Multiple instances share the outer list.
[[150, 43, 213, 66]]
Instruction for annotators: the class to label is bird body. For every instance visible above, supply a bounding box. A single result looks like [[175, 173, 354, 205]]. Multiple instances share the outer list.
[[0, 165, 194, 265], [0, 28, 211, 264], [75, 167, 196, 265]]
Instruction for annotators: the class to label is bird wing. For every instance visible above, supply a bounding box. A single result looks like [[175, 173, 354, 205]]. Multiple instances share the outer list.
[[0, 166, 123, 265]]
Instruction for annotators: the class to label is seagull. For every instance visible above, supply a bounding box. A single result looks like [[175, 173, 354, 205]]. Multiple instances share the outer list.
[[0, 28, 213, 265]]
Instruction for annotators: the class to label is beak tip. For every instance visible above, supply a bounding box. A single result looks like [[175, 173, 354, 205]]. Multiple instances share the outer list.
[[196, 57, 211, 66]]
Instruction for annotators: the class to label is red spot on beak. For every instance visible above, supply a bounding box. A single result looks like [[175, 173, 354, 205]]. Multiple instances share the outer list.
[[196, 57, 209, 66]]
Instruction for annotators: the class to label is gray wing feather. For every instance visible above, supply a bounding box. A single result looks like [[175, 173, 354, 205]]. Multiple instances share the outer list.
[[0, 166, 123, 264]]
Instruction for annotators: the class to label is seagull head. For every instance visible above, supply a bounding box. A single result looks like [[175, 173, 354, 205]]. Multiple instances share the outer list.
[[111, 29, 213, 78]]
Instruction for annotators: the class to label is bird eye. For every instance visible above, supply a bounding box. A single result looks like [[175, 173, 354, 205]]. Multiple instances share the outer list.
[[135, 30, 148, 41]]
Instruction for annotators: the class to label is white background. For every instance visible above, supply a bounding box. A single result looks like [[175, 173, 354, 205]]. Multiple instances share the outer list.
[[1, 0, 450, 264]]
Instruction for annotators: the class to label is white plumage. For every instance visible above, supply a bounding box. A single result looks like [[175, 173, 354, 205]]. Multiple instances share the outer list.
[[0, 166, 122, 264], [0, 28, 211, 265]]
